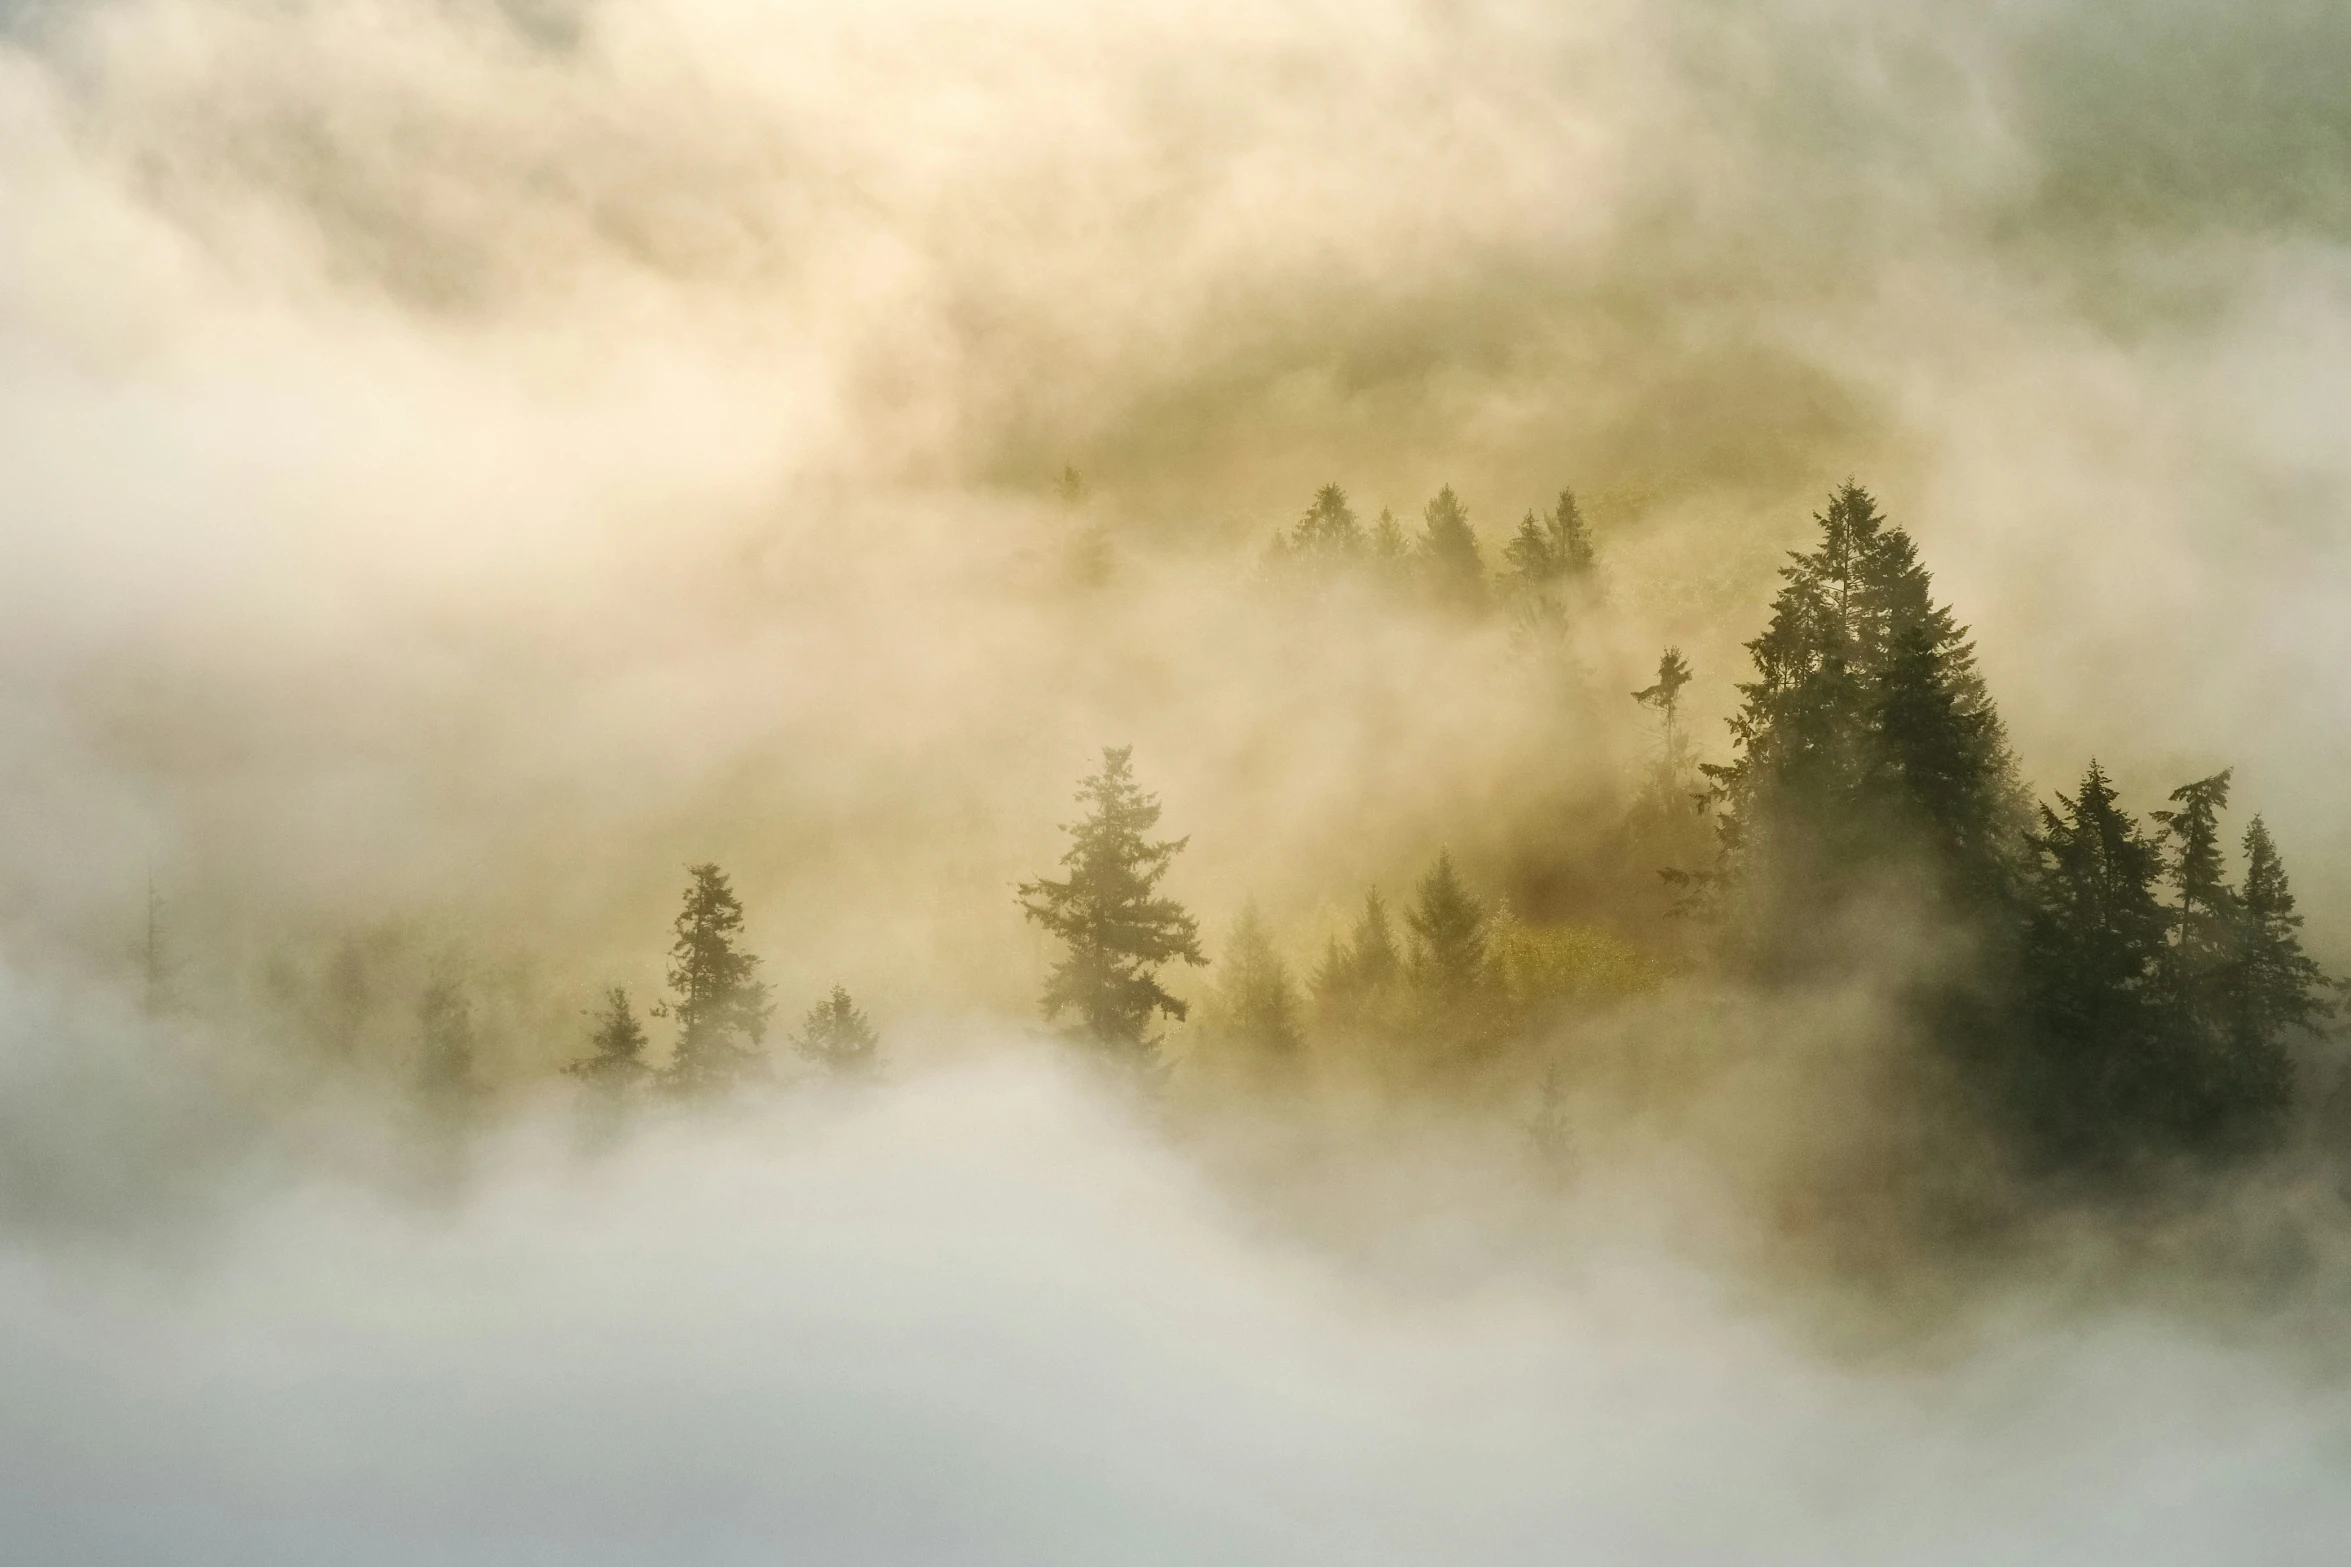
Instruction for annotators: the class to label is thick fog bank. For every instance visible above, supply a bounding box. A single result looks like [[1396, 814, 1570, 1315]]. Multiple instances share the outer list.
[[3, 1050, 2348, 1566]]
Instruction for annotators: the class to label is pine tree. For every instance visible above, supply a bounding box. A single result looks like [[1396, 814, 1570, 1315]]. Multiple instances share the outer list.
[[1313, 888, 1402, 1032], [1701, 483, 2021, 955], [2018, 763, 2182, 1162], [660, 863, 773, 1094], [1547, 488, 1595, 577], [1406, 851, 1488, 995], [1502, 510, 1555, 584], [1370, 508, 1409, 570], [2152, 770, 2238, 1024], [1415, 486, 1485, 611], [1290, 484, 1364, 561], [567, 986, 650, 1089], [1018, 747, 1207, 1061], [1501, 488, 1595, 598], [1204, 903, 1303, 1063], [1632, 648, 1695, 781], [2233, 816, 2331, 1048], [796, 984, 881, 1074]]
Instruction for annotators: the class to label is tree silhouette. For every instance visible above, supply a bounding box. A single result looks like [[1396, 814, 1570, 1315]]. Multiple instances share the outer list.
[[1018, 747, 1207, 1061], [797, 985, 881, 1074], [567, 986, 650, 1090], [1633, 647, 1696, 780], [1314, 888, 1402, 1032], [2232, 816, 2332, 1050], [660, 863, 773, 1094], [1406, 851, 1488, 995], [1415, 486, 1485, 610], [1203, 903, 1303, 1065], [1702, 483, 2022, 958]]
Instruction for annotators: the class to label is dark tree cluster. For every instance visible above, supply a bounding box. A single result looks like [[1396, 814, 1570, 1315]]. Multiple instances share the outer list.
[[1260, 481, 1596, 624], [565, 861, 882, 1096], [1697, 483, 2333, 1172]]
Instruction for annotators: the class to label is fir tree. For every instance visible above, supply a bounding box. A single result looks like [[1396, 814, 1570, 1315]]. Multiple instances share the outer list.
[[1313, 888, 1402, 1032], [1204, 903, 1304, 1063], [1632, 648, 1696, 781], [660, 863, 773, 1094], [1415, 486, 1485, 610], [2018, 763, 2188, 1162], [2232, 816, 2332, 1048], [1406, 851, 1488, 995], [1290, 484, 1364, 562], [1701, 483, 2021, 955], [1369, 507, 1409, 570], [796, 985, 881, 1074], [567, 986, 650, 1089], [1501, 488, 1595, 596], [1018, 747, 1207, 1061], [1547, 488, 1595, 577], [1502, 510, 1554, 584], [2152, 770, 2238, 1024]]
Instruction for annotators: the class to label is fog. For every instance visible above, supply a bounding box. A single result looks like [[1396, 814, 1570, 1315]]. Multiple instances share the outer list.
[[4, 0, 2351, 1558], [9, 1044, 2351, 1566]]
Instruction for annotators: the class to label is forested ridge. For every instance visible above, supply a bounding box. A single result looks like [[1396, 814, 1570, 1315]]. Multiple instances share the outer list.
[[175, 477, 2341, 1227]]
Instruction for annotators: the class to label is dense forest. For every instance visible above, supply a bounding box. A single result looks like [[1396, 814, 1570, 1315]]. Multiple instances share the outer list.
[[222, 476, 2340, 1228]]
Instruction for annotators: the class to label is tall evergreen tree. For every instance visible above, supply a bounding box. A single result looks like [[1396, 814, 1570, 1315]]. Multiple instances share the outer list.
[[660, 863, 773, 1094], [1633, 648, 1696, 781], [567, 986, 650, 1089], [2018, 764, 2198, 1162], [1501, 488, 1595, 595], [2232, 816, 2331, 1050], [1406, 851, 1488, 995], [796, 985, 881, 1074], [1313, 888, 1402, 1033], [2152, 770, 2239, 1026], [1548, 488, 1596, 577], [1415, 486, 1485, 610], [1369, 507, 1409, 571], [1204, 903, 1304, 1063], [1291, 484, 1365, 560], [1018, 747, 1207, 1061], [1702, 484, 2021, 955]]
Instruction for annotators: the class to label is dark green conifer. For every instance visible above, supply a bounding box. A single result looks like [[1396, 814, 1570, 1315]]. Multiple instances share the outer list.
[[659, 864, 773, 1094], [1290, 484, 1364, 561], [1702, 484, 2021, 953], [567, 986, 650, 1089], [2018, 764, 2189, 1162], [1548, 488, 1595, 577], [1415, 486, 1485, 610], [796, 985, 881, 1074], [1501, 488, 1595, 596], [1018, 747, 1207, 1062], [1633, 648, 1696, 781], [1205, 903, 1304, 1063], [1405, 851, 1488, 995], [1313, 889, 1402, 1032], [2232, 816, 2331, 1048], [2152, 770, 2239, 1023]]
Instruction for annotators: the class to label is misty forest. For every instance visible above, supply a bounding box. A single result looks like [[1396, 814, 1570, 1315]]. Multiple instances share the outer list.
[[430, 476, 2336, 1210], [9, 1, 2351, 1563]]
